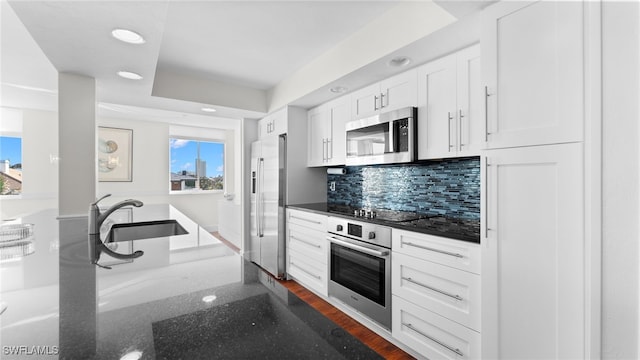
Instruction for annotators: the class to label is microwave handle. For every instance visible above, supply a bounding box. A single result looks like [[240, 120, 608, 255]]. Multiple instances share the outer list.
[[389, 120, 397, 153]]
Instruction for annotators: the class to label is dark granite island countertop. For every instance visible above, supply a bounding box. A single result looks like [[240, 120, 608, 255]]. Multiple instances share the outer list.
[[288, 202, 480, 244], [0, 205, 383, 359]]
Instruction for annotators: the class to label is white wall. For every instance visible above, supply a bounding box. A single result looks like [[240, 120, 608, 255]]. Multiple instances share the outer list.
[[602, 2, 640, 359], [0, 108, 58, 220], [97, 116, 239, 230]]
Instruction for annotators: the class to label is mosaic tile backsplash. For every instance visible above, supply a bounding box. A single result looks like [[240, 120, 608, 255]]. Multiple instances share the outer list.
[[327, 157, 480, 220]]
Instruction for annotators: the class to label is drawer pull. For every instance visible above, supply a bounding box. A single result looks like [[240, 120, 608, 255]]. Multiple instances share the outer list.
[[403, 323, 464, 357], [290, 215, 322, 225], [290, 262, 321, 279], [402, 241, 464, 258], [290, 235, 321, 248], [402, 277, 463, 301]]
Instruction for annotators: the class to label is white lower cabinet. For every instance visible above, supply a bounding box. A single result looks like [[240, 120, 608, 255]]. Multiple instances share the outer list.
[[286, 209, 328, 296], [392, 229, 481, 358], [393, 296, 481, 359], [392, 252, 480, 332]]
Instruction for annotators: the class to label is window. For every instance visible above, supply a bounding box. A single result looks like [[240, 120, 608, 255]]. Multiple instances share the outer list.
[[170, 138, 224, 192], [0, 136, 22, 196]]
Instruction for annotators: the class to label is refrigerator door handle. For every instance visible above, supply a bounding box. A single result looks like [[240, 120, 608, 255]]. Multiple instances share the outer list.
[[258, 157, 265, 237]]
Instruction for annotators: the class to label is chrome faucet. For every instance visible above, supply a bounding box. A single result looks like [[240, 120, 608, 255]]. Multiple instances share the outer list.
[[89, 194, 144, 269]]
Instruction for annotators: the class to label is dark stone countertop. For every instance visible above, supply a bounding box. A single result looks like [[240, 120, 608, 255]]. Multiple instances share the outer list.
[[288, 202, 480, 244]]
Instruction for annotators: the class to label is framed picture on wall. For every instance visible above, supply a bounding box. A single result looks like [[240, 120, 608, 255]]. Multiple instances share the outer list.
[[98, 126, 132, 182]]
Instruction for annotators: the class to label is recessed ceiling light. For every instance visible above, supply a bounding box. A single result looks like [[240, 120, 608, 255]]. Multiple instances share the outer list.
[[201, 107, 217, 113], [119, 350, 143, 360], [117, 71, 143, 80], [388, 56, 412, 67], [330, 86, 348, 94], [202, 295, 217, 303], [112, 29, 145, 44]]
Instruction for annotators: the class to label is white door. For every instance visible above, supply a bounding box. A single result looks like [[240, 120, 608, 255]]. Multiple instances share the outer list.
[[482, 143, 584, 359], [417, 54, 457, 159], [482, 1, 584, 148]]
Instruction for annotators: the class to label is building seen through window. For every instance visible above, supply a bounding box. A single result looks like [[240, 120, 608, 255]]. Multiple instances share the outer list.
[[170, 138, 224, 192], [0, 136, 22, 196]]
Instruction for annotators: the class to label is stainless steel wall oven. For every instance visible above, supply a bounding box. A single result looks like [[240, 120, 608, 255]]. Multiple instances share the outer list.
[[327, 217, 392, 330]]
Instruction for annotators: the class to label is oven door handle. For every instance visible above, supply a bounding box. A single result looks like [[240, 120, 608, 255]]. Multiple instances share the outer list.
[[327, 236, 389, 257]]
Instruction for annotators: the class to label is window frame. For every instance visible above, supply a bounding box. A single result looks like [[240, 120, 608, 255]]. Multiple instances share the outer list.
[[169, 136, 226, 195], [0, 133, 24, 198]]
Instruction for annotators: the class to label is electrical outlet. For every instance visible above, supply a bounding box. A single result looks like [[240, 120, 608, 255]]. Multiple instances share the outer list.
[[330, 181, 336, 192]]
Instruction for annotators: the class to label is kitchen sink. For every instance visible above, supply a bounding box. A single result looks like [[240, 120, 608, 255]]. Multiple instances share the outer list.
[[105, 220, 188, 243]]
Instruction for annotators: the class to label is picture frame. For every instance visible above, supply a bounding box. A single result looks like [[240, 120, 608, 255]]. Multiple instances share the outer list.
[[98, 127, 132, 182]]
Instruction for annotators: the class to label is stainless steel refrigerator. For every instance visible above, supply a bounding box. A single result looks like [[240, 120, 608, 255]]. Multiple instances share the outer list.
[[250, 134, 286, 278]]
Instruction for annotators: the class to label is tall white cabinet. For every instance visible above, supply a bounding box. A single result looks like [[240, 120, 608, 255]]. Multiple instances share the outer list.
[[480, 1, 589, 359], [482, 1, 584, 149]]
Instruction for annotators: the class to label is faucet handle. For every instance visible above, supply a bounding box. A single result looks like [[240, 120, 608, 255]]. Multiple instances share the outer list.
[[92, 194, 112, 206]]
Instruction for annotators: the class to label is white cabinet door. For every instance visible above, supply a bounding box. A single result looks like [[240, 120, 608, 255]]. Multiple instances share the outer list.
[[380, 68, 417, 113], [350, 82, 380, 120], [351, 69, 418, 120], [417, 53, 457, 159], [482, 1, 584, 148], [456, 45, 482, 156], [307, 105, 328, 167], [482, 143, 584, 359], [326, 95, 349, 166], [418, 45, 481, 160]]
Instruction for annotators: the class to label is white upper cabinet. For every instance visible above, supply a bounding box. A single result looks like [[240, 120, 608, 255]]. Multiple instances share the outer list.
[[307, 95, 349, 167], [418, 44, 482, 160], [259, 109, 287, 138], [351, 69, 417, 120], [482, 1, 584, 149]]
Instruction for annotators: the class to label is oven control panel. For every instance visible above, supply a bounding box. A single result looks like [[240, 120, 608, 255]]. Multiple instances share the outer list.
[[328, 217, 391, 248]]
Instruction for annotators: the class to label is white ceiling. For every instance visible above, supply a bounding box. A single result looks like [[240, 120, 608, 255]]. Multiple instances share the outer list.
[[2, 1, 492, 123]]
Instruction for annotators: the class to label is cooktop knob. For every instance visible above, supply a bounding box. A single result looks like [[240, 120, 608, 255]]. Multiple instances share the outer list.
[[368, 232, 376, 240], [336, 224, 344, 232]]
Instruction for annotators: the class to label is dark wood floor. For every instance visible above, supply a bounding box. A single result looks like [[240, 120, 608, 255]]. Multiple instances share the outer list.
[[212, 232, 415, 359]]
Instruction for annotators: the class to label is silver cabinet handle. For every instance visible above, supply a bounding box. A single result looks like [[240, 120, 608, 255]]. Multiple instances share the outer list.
[[374, 95, 379, 111], [484, 86, 491, 141], [290, 215, 322, 225], [447, 112, 454, 152], [322, 138, 327, 162], [403, 323, 464, 356], [290, 262, 321, 279], [485, 157, 493, 238], [402, 276, 463, 301], [459, 109, 464, 149], [290, 235, 321, 249], [401, 241, 463, 258], [327, 138, 332, 160], [380, 90, 387, 109]]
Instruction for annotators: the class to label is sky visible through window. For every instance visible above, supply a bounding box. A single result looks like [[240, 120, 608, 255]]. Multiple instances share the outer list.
[[170, 138, 223, 177], [0, 136, 22, 165]]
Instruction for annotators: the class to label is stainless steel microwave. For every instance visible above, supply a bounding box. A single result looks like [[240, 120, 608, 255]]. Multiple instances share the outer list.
[[345, 107, 417, 166]]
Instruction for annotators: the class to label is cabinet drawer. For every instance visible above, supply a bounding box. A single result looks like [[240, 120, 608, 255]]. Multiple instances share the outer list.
[[287, 209, 327, 232], [393, 252, 480, 331], [288, 249, 328, 296], [392, 229, 480, 274], [288, 223, 327, 264], [393, 296, 480, 360]]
